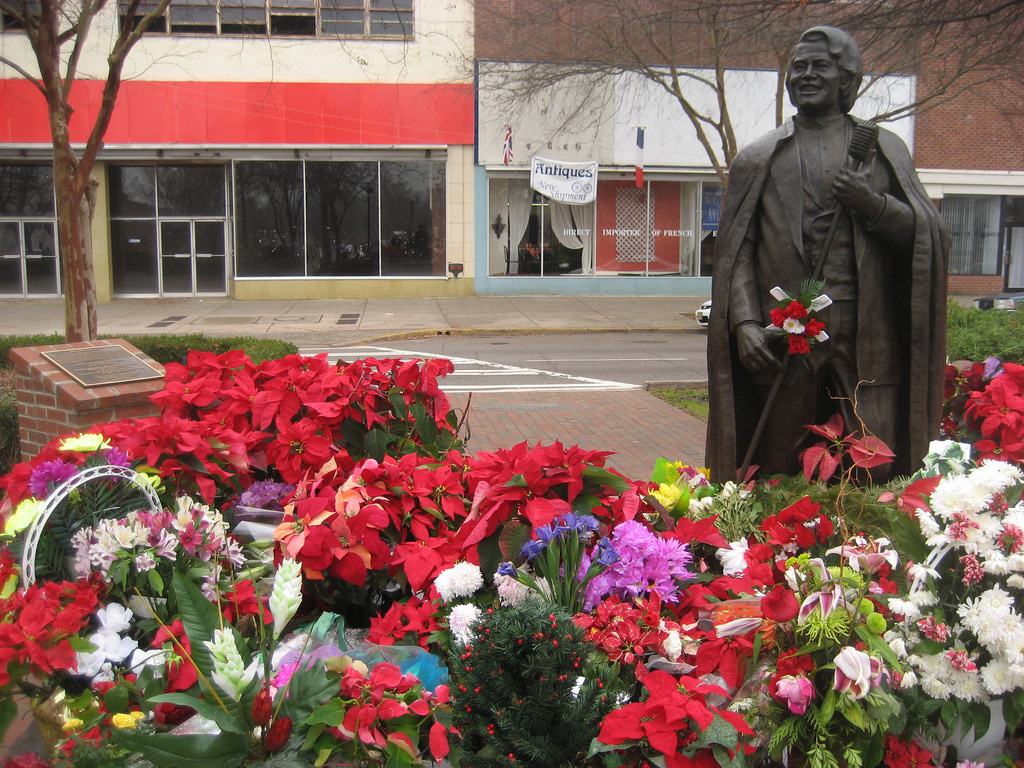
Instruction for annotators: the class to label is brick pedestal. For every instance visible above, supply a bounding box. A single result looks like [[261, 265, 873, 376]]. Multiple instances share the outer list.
[[7, 339, 165, 460]]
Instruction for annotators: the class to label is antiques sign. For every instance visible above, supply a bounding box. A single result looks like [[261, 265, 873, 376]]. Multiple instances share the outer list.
[[530, 156, 598, 204], [42, 345, 164, 388]]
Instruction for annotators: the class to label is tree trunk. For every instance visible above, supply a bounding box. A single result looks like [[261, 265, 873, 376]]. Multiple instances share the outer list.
[[53, 153, 98, 342]]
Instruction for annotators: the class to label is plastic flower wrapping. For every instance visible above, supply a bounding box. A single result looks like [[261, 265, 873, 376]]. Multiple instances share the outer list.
[[1, 348, 1024, 767]]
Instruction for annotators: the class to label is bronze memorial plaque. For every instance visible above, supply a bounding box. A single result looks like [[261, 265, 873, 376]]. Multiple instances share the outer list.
[[41, 345, 164, 388]]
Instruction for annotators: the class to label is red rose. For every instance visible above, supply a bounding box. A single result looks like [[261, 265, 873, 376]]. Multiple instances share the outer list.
[[265, 716, 293, 753], [788, 335, 810, 356], [769, 307, 786, 328], [760, 584, 799, 622], [784, 300, 808, 319]]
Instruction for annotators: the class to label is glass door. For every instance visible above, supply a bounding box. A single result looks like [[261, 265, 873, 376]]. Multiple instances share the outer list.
[[1006, 227, 1024, 291], [160, 220, 227, 295], [0, 220, 60, 296]]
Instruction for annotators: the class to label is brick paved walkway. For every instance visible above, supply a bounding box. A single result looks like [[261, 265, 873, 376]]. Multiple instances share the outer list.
[[449, 390, 708, 480]]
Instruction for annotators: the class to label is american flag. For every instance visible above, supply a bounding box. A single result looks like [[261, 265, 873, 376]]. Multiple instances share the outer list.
[[502, 124, 513, 166]]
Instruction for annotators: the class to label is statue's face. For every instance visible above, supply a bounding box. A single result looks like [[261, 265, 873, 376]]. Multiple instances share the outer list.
[[788, 38, 843, 117]]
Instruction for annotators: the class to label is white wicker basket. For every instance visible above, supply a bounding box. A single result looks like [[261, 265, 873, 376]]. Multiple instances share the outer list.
[[20, 464, 162, 586]]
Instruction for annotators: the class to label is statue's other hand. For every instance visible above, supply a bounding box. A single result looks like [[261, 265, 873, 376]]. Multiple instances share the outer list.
[[735, 322, 782, 372], [833, 167, 884, 218]]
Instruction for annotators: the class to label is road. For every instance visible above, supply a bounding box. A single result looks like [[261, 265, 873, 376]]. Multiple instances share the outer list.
[[300, 330, 708, 393]]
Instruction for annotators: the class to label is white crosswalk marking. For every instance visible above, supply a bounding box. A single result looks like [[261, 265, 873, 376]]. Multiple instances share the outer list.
[[298, 345, 640, 394]]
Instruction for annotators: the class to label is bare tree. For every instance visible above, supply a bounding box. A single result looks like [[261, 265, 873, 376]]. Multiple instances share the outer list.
[[0, 0, 170, 341], [476, 0, 1024, 181]]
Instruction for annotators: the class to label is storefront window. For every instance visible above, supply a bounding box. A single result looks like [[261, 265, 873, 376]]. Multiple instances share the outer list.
[[488, 178, 593, 276], [306, 161, 378, 277], [234, 161, 305, 278], [0, 165, 60, 296], [942, 196, 1000, 275], [380, 159, 446, 277]]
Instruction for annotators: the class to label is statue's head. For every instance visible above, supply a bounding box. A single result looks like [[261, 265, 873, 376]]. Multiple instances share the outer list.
[[786, 26, 863, 116]]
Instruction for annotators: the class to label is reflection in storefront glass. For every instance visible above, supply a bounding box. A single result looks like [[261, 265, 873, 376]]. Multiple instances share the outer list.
[[380, 159, 445, 277], [234, 161, 305, 278], [306, 161, 378, 277]]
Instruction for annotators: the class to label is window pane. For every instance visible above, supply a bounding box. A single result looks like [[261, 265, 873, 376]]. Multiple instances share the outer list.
[[379, 159, 444, 277], [0, 222, 19, 256], [700, 183, 723, 277], [109, 166, 156, 218], [942, 196, 1000, 275], [157, 166, 226, 217], [0, 165, 54, 217], [369, 8, 411, 36], [24, 222, 55, 257], [544, 198, 593, 276], [25, 253, 58, 294], [234, 161, 305, 277], [111, 219, 159, 294], [306, 161, 379, 276]]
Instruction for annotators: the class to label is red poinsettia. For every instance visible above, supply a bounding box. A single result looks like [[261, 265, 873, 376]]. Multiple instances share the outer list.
[[596, 667, 752, 768], [800, 413, 895, 483], [760, 496, 834, 551], [367, 595, 441, 649]]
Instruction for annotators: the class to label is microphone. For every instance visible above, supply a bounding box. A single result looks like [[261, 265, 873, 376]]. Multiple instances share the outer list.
[[848, 122, 879, 168]]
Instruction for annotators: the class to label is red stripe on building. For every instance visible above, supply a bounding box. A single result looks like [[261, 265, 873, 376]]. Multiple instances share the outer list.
[[0, 80, 474, 146]]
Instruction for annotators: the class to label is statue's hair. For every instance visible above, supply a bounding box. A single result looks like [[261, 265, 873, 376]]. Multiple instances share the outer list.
[[789, 25, 863, 114]]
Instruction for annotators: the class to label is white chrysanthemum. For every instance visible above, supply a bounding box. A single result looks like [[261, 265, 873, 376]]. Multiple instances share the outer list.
[[1008, 574, 1024, 590], [913, 653, 985, 702], [688, 496, 715, 517], [888, 598, 921, 621], [886, 633, 908, 659], [899, 670, 918, 689], [434, 562, 484, 603], [981, 656, 1024, 696], [782, 317, 805, 335], [930, 474, 992, 519], [909, 590, 937, 607], [970, 460, 1023, 496], [915, 509, 942, 538], [494, 573, 530, 607], [448, 604, 482, 645]]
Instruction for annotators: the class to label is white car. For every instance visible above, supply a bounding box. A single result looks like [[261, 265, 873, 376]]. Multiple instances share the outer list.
[[695, 300, 711, 328]]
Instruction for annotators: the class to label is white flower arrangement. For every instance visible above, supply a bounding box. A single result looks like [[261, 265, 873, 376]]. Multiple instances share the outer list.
[[894, 460, 1024, 701]]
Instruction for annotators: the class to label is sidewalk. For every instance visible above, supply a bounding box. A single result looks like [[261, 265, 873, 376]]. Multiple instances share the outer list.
[[0, 295, 708, 345]]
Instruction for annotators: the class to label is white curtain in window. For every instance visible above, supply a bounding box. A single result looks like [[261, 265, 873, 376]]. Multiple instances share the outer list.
[[506, 181, 534, 275], [548, 200, 593, 273]]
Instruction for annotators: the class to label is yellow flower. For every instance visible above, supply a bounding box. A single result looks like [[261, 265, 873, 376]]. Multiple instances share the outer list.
[[4, 498, 44, 537], [111, 711, 145, 729], [651, 483, 683, 510], [59, 433, 110, 453], [62, 718, 84, 731], [134, 471, 164, 494]]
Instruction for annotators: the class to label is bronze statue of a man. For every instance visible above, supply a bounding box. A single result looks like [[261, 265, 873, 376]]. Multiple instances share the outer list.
[[706, 26, 949, 481]]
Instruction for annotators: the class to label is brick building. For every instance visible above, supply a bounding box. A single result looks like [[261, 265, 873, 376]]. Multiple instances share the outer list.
[[473, 3, 1024, 297]]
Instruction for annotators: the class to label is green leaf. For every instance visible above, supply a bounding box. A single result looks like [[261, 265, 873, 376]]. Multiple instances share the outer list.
[[839, 699, 868, 730], [860, 734, 885, 768], [68, 636, 97, 653], [882, 506, 930, 564], [586, 738, 624, 758], [364, 428, 392, 462], [411, 402, 438, 445], [650, 457, 677, 485], [940, 700, 957, 729], [971, 699, 992, 741], [504, 473, 528, 488], [855, 625, 901, 671], [111, 731, 249, 768], [0, 697, 17, 742], [104, 685, 131, 714], [171, 569, 221, 679], [696, 714, 739, 750], [388, 389, 409, 419], [582, 465, 629, 493], [148, 692, 247, 735], [148, 569, 165, 596], [306, 699, 346, 728], [282, 662, 338, 724], [817, 688, 836, 726]]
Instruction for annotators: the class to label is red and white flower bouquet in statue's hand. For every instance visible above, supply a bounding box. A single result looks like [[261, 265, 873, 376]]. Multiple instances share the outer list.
[[766, 281, 831, 357]]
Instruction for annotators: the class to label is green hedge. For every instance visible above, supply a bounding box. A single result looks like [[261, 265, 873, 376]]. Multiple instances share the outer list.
[[0, 393, 17, 478], [946, 301, 1024, 364], [0, 334, 298, 368]]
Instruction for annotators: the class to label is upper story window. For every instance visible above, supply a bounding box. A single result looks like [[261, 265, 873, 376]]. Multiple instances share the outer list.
[[115, 0, 412, 38]]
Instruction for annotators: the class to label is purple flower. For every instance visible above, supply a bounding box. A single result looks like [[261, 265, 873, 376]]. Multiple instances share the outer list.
[[535, 524, 559, 544], [557, 513, 600, 541], [238, 480, 295, 511], [582, 520, 694, 610], [497, 561, 518, 577], [521, 539, 547, 561], [984, 355, 1004, 381], [28, 460, 79, 499], [595, 537, 619, 566], [104, 447, 131, 467]]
